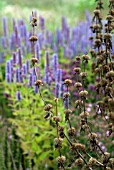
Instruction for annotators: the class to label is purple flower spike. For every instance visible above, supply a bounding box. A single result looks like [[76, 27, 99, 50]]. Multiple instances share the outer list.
[[34, 85, 38, 93], [1, 36, 6, 49], [64, 98, 69, 109], [45, 51, 49, 68], [26, 60, 30, 73], [6, 73, 11, 83], [44, 66, 49, 85], [55, 83, 60, 98], [12, 52, 16, 65], [28, 74, 33, 87], [18, 48, 22, 68], [52, 53, 58, 77], [16, 90, 21, 101], [2, 17, 8, 37], [39, 16, 45, 31], [35, 43, 40, 61]]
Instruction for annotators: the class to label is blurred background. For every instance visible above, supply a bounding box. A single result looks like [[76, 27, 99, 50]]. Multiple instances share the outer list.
[[0, 0, 108, 33]]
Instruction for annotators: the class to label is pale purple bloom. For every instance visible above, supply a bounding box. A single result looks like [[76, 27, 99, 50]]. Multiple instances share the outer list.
[[16, 90, 21, 101], [2, 17, 8, 37]]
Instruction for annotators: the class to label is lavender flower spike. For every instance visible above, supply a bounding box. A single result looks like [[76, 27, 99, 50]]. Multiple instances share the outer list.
[[16, 90, 22, 101], [2, 17, 8, 37]]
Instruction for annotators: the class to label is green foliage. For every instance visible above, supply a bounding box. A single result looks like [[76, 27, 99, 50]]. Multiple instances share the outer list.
[[5, 82, 65, 168]]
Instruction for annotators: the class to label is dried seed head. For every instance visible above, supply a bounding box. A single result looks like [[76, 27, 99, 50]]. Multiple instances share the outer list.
[[44, 104, 52, 111], [82, 55, 90, 61], [75, 56, 81, 61], [106, 71, 114, 78], [29, 35, 38, 42], [104, 33, 112, 39], [109, 158, 114, 166], [95, 68, 101, 74], [64, 109, 72, 115], [32, 17, 37, 23], [80, 72, 88, 78], [35, 79, 43, 86], [79, 90, 88, 98], [64, 79, 72, 86], [68, 127, 76, 136], [75, 143, 85, 151], [80, 111, 89, 118], [106, 15, 113, 21], [94, 9, 100, 15], [31, 57, 38, 65], [75, 100, 83, 108], [89, 133, 97, 139], [54, 98, 58, 102], [58, 126, 64, 132], [101, 79, 107, 87], [56, 156, 66, 163], [88, 158, 97, 165], [74, 67, 81, 74], [96, 101, 104, 107], [108, 112, 114, 121], [103, 152, 110, 159], [74, 82, 82, 88], [63, 92, 70, 98], [53, 116, 61, 122], [75, 158, 83, 165], [54, 137, 63, 149]]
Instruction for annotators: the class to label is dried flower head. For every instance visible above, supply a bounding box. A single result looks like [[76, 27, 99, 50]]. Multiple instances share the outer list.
[[56, 156, 66, 163], [53, 116, 61, 122], [80, 72, 88, 78], [63, 92, 70, 98], [68, 127, 76, 136], [44, 104, 52, 111], [88, 157, 97, 166], [54, 137, 63, 149], [35, 79, 43, 86], [31, 57, 38, 65], [29, 35, 38, 42], [64, 109, 72, 115], [75, 56, 81, 61], [64, 79, 72, 86], [82, 54, 90, 61], [74, 67, 81, 74], [74, 82, 82, 88], [75, 158, 83, 165], [79, 90, 88, 98], [80, 111, 89, 118]]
